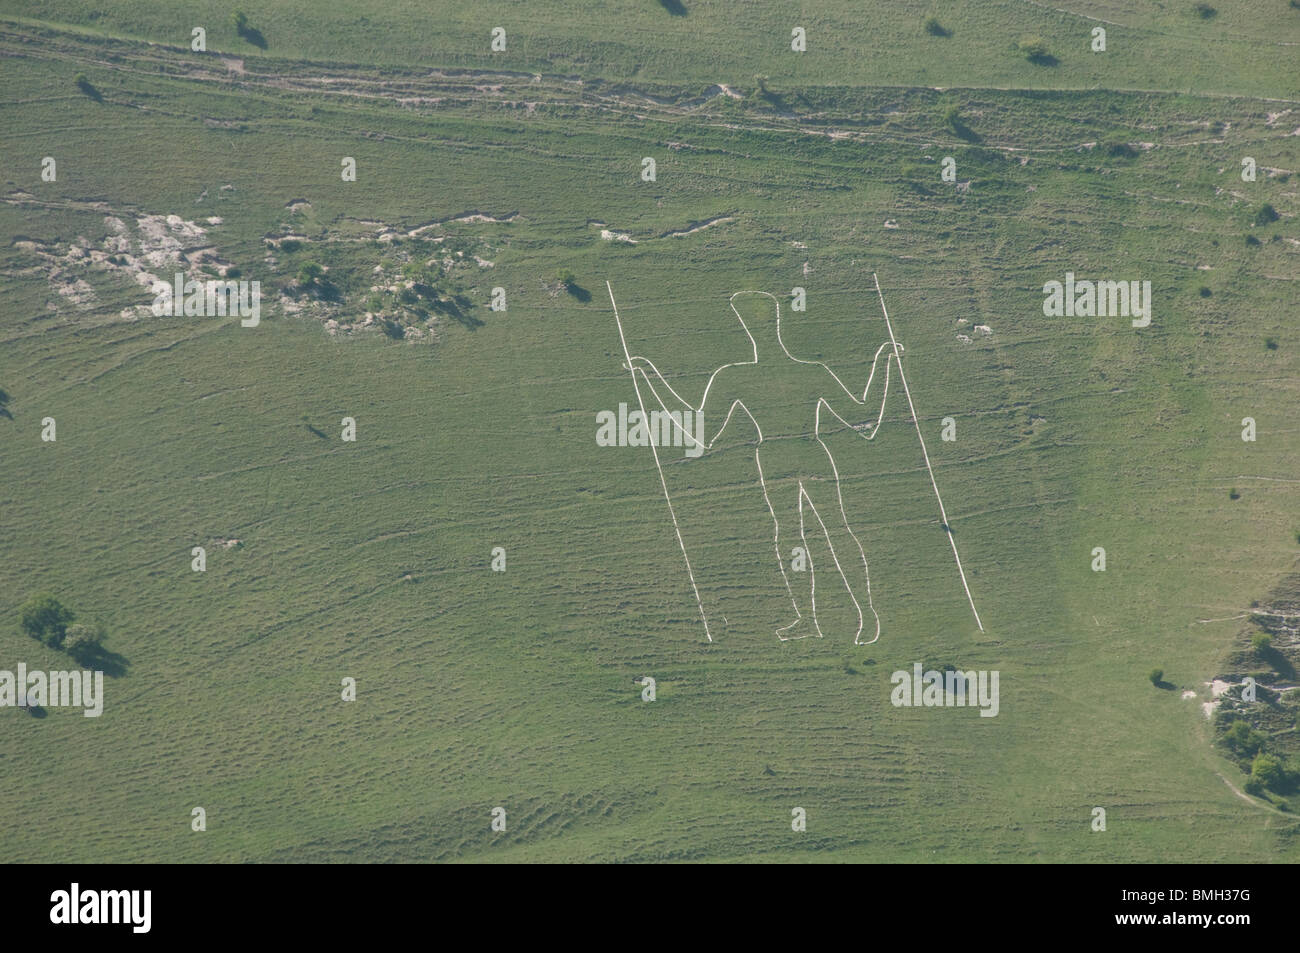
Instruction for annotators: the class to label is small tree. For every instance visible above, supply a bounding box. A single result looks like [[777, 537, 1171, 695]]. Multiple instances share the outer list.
[[1253, 204, 1280, 226], [1252, 632, 1273, 654], [1148, 668, 1164, 686], [19, 593, 74, 648], [557, 269, 577, 288], [1251, 753, 1284, 791], [63, 622, 104, 664], [297, 261, 324, 285], [1222, 719, 1266, 757]]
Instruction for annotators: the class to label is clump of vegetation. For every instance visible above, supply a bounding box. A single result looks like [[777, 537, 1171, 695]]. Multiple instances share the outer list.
[[1102, 136, 1139, 158], [294, 261, 338, 300], [230, 9, 266, 48], [1253, 203, 1279, 226], [63, 622, 106, 665], [20, 592, 75, 649], [1250, 753, 1284, 791], [1252, 632, 1273, 654], [1148, 668, 1164, 686], [18, 594, 109, 665], [1016, 35, 1054, 65], [1246, 234, 1261, 246], [1222, 719, 1268, 757], [557, 268, 590, 302], [1265, 337, 1279, 350], [923, 15, 950, 37], [1229, 487, 1241, 500], [1199, 286, 1212, 298], [1193, 3, 1217, 19]]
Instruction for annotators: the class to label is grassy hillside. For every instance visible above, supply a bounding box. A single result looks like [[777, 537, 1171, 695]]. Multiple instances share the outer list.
[[0, 5, 1298, 861]]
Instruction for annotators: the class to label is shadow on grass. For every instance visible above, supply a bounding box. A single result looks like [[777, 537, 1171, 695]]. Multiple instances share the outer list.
[[658, 0, 687, 15], [1153, 679, 1176, 691], [72, 645, 129, 678], [565, 283, 592, 303], [238, 27, 268, 49], [431, 294, 484, 330], [76, 78, 103, 102], [951, 121, 983, 144], [1027, 53, 1059, 67], [1261, 646, 1297, 680], [0, 387, 11, 420], [305, 423, 329, 440]]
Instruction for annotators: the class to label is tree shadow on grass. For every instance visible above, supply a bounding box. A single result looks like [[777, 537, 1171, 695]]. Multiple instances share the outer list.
[[566, 283, 592, 303], [1028, 53, 1059, 67], [71, 645, 129, 678], [1153, 678, 1176, 691], [1261, 646, 1297, 680], [238, 27, 268, 50], [432, 294, 484, 330], [0, 387, 11, 420], [658, 0, 687, 15], [951, 120, 983, 144], [305, 423, 329, 440]]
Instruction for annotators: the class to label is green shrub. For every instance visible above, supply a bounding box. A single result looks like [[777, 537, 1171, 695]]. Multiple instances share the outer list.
[[19, 593, 75, 648], [1222, 719, 1267, 756], [1251, 753, 1284, 790], [63, 622, 105, 664], [1253, 204, 1279, 226], [1102, 137, 1139, 158]]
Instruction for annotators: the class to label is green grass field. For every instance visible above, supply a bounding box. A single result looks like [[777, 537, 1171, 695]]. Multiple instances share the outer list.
[[1, 2, 1298, 862]]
